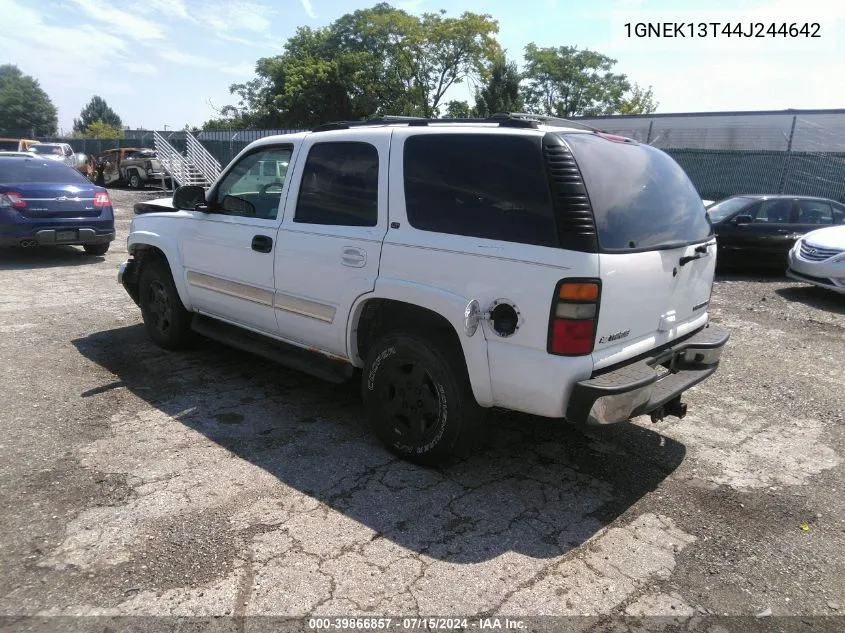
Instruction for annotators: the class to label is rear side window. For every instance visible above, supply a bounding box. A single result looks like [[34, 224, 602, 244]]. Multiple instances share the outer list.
[[294, 141, 379, 227], [403, 134, 557, 247], [563, 133, 713, 251]]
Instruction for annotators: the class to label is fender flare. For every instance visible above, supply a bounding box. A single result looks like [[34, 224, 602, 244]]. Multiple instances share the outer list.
[[127, 231, 193, 310], [346, 278, 494, 407]]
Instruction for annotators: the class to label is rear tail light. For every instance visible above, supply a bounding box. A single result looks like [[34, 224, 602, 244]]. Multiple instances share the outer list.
[[94, 191, 111, 207], [548, 279, 601, 356], [0, 191, 26, 209]]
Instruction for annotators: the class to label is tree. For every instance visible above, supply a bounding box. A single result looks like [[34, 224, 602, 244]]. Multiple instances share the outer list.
[[220, 4, 501, 127], [0, 64, 58, 136], [444, 100, 471, 118], [84, 120, 124, 139], [619, 83, 658, 115], [521, 44, 636, 117], [472, 54, 523, 117], [73, 96, 122, 134]]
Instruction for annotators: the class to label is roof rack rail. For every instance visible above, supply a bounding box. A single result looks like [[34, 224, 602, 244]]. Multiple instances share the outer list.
[[490, 112, 602, 132], [311, 114, 542, 132]]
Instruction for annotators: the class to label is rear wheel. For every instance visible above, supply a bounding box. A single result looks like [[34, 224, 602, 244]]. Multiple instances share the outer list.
[[83, 243, 109, 256], [138, 259, 194, 349], [362, 331, 485, 465]]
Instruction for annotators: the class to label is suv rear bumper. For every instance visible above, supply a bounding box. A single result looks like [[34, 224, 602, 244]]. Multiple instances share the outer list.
[[566, 323, 730, 425]]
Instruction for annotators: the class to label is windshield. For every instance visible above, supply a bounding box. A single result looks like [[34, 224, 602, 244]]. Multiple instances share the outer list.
[[562, 132, 713, 251], [29, 145, 63, 156], [0, 158, 90, 184], [706, 196, 754, 223]]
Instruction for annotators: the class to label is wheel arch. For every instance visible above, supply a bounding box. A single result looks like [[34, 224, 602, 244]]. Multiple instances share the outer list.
[[128, 235, 193, 310], [347, 280, 493, 407]]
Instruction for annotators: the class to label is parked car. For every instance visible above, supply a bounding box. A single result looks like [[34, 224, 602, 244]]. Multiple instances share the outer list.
[[0, 153, 115, 254], [0, 138, 39, 152], [93, 147, 170, 189], [26, 142, 95, 180], [707, 194, 845, 269], [786, 225, 845, 294], [118, 114, 729, 464]]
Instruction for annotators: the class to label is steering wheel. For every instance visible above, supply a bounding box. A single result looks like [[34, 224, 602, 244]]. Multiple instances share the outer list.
[[259, 181, 284, 196]]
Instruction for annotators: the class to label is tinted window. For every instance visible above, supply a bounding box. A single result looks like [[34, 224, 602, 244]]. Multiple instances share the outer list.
[[0, 140, 18, 151], [795, 199, 834, 225], [295, 142, 379, 226], [706, 196, 754, 223], [403, 134, 557, 246], [0, 157, 89, 184], [563, 132, 713, 250], [756, 199, 793, 223]]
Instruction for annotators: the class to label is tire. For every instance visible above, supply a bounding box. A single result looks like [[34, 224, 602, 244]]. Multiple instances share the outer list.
[[138, 258, 194, 350], [362, 331, 485, 465], [83, 243, 109, 256], [128, 172, 141, 189]]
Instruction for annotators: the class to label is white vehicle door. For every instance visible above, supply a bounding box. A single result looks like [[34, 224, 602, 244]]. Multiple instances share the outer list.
[[177, 142, 296, 336], [273, 130, 390, 358]]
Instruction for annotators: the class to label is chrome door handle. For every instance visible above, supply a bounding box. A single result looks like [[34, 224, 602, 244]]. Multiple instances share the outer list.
[[342, 246, 366, 268]]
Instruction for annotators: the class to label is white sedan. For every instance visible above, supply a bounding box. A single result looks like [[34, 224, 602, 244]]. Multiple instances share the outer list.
[[786, 225, 845, 294]]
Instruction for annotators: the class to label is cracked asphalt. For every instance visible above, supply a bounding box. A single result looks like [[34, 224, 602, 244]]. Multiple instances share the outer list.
[[0, 189, 843, 628]]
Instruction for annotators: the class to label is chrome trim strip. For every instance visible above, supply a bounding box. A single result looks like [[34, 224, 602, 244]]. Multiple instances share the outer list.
[[186, 271, 274, 307], [274, 291, 336, 323]]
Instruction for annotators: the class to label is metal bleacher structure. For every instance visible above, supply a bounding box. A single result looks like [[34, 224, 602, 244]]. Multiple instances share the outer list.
[[111, 108, 845, 201]]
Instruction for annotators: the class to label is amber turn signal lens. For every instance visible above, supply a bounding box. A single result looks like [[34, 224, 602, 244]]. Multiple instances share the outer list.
[[559, 282, 599, 302]]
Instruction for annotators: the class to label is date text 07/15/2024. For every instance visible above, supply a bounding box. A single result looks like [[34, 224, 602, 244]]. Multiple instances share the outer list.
[[307, 617, 527, 630]]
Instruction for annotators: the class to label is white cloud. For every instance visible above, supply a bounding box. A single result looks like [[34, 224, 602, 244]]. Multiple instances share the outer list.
[[201, 1, 275, 34], [68, 0, 166, 41], [158, 48, 254, 77], [122, 62, 158, 76], [301, 0, 316, 19]]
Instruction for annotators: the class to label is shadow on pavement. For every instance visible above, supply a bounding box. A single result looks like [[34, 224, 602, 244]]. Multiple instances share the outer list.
[[73, 324, 687, 564], [0, 245, 105, 270], [775, 284, 845, 314]]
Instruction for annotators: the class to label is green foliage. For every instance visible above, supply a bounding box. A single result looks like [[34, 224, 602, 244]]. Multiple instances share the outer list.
[[73, 96, 122, 134], [84, 120, 124, 139], [220, 3, 500, 127], [444, 100, 471, 118], [619, 83, 659, 115], [521, 44, 632, 117], [211, 5, 658, 127], [472, 55, 523, 117], [0, 64, 58, 136]]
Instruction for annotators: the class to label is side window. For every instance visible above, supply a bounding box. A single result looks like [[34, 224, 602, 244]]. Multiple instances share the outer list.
[[294, 142, 379, 227], [402, 134, 557, 246], [755, 199, 792, 223], [832, 204, 845, 224], [795, 200, 833, 225], [213, 146, 293, 220]]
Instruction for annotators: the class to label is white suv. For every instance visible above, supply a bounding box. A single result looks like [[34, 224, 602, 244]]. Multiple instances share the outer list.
[[118, 114, 730, 464]]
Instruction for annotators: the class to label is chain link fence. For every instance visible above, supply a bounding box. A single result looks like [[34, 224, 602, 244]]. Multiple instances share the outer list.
[[7, 112, 845, 202], [579, 111, 845, 203]]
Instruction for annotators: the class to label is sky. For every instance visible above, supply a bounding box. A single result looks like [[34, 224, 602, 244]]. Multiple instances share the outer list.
[[1, 0, 843, 133]]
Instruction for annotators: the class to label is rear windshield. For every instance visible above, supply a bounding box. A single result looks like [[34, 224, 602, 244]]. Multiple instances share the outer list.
[[29, 145, 64, 155], [0, 158, 89, 184], [706, 196, 753, 223], [562, 133, 713, 251]]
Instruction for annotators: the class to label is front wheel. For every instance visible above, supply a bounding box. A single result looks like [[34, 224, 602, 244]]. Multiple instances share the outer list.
[[128, 172, 141, 189], [362, 331, 485, 465], [138, 259, 194, 350]]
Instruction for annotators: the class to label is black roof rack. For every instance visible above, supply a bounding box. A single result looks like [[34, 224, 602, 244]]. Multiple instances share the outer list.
[[311, 113, 567, 132], [310, 112, 606, 134]]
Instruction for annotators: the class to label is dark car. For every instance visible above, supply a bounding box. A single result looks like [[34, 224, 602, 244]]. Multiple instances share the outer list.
[[0, 154, 115, 255], [707, 194, 845, 269]]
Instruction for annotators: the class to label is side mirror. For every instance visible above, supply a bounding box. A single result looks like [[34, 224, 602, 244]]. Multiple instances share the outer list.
[[733, 214, 753, 225], [173, 185, 207, 211]]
